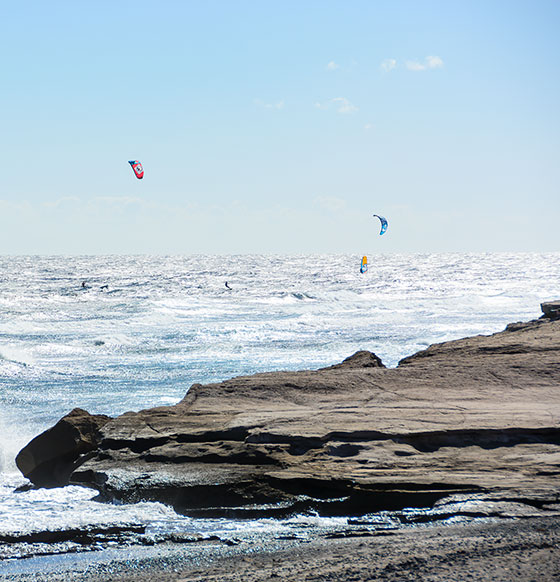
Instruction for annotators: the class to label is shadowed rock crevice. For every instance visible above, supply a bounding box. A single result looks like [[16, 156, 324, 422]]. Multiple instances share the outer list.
[[244, 427, 560, 454], [101, 436, 170, 454], [396, 427, 560, 452], [142, 442, 285, 466], [75, 471, 482, 519]]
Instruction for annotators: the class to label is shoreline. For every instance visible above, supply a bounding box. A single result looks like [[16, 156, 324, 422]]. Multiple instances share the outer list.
[[2, 516, 559, 581], [5, 303, 560, 579]]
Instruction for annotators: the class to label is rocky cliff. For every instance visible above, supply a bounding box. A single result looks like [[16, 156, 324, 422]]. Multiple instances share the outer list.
[[16, 304, 560, 519]]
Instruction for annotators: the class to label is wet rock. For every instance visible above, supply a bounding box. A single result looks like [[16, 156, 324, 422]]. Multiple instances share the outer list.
[[15, 408, 110, 488]]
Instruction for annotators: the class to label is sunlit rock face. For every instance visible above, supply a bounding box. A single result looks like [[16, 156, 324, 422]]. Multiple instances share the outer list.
[[17, 307, 560, 519]]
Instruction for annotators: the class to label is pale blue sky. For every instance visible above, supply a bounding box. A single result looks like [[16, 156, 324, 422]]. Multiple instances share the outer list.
[[1, 1, 558, 254]]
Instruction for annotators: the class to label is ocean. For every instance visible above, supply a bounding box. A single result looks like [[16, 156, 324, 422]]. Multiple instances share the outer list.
[[1, 253, 558, 560]]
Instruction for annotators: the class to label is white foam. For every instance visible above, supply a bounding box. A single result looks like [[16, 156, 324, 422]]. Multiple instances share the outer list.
[[0, 476, 181, 537], [0, 344, 36, 367]]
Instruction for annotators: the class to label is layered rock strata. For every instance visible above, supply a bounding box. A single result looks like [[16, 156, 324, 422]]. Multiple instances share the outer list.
[[16, 306, 560, 518]]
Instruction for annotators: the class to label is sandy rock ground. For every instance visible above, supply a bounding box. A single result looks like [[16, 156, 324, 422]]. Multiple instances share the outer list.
[[1, 517, 559, 582]]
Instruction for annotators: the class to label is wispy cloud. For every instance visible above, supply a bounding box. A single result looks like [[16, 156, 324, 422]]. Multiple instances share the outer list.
[[326, 60, 339, 71], [406, 60, 425, 71], [332, 97, 358, 114], [406, 55, 444, 71], [0, 199, 33, 212], [314, 101, 329, 111], [426, 55, 444, 68], [315, 97, 358, 114], [364, 123, 374, 131], [380, 58, 397, 72], [314, 196, 347, 213], [254, 98, 285, 110], [41, 196, 81, 209], [89, 196, 145, 209]]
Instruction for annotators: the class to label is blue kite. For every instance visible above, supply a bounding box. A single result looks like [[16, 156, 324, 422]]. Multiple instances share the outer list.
[[373, 214, 388, 235]]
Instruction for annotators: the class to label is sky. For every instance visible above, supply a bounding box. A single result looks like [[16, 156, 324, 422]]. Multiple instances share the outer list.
[[1, 1, 559, 254]]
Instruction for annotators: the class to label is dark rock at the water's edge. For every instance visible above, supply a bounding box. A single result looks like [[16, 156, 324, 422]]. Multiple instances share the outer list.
[[16, 301, 560, 521], [541, 300, 560, 319], [16, 408, 110, 488], [321, 349, 386, 369]]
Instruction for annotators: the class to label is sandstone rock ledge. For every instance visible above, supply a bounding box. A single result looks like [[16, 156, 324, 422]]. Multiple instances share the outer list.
[[16, 306, 560, 519]]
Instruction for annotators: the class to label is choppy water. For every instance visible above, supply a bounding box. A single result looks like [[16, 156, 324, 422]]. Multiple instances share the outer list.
[[1, 253, 558, 558]]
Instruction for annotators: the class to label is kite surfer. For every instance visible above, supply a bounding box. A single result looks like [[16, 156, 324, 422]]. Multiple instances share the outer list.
[[360, 256, 368, 273]]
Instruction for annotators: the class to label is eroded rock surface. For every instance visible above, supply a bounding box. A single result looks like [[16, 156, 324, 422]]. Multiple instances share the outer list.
[[17, 311, 560, 518]]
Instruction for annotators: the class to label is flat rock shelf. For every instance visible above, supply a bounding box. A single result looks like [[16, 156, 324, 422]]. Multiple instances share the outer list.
[[16, 304, 560, 522]]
